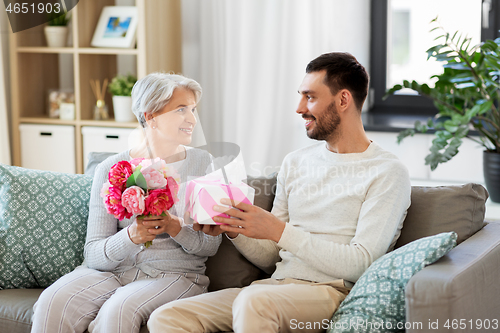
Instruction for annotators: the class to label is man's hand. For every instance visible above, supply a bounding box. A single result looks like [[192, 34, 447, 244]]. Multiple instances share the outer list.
[[213, 198, 286, 243]]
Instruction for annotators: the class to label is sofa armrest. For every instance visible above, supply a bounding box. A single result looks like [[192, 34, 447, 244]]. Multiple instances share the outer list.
[[405, 222, 500, 332]]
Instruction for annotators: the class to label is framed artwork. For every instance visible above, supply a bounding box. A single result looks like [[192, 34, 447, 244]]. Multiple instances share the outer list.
[[91, 6, 138, 48]]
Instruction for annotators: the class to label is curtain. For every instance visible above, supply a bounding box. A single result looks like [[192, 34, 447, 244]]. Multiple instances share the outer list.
[[182, 0, 370, 176], [0, 6, 11, 165]]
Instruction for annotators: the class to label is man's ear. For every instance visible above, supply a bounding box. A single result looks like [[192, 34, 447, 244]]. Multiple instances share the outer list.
[[338, 89, 352, 112]]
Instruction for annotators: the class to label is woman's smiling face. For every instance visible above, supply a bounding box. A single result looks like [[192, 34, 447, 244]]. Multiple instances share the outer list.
[[148, 88, 198, 147]]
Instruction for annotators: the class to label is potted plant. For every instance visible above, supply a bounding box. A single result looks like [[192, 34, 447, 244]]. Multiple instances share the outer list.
[[45, 12, 69, 47], [385, 18, 500, 202], [108, 74, 138, 122]]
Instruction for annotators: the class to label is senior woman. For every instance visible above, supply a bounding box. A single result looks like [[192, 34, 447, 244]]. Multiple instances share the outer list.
[[31, 73, 222, 333]]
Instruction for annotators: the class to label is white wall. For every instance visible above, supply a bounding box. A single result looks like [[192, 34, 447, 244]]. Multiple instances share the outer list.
[[367, 131, 484, 184], [181, 0, 371, 176]]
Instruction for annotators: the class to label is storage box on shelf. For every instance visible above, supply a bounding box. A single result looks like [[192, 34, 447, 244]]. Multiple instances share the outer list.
[[19, 124, 76, 173], [9, 0, 182, 174], [81, 126, 138, 167]]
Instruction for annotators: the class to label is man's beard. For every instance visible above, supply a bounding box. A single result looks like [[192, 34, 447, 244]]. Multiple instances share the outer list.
[[306, 102, 341, 141]]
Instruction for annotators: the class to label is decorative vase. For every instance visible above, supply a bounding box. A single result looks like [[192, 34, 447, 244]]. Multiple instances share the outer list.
[[112, 96, 135, 122], [44, 26, 68, 47], [483, 151, 500, 203]]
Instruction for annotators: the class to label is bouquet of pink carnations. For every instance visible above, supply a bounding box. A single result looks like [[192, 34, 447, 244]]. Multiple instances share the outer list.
[[100, 157, 180, 247]]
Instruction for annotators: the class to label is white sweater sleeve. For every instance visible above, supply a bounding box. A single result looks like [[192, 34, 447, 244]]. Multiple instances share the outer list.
[[277, 163, 411, 282], [230, 235, 280, 274], [84, 160, 141, 271], [228, 169, 288, 273]]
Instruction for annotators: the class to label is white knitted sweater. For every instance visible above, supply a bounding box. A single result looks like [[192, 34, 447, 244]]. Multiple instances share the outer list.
[[83, 149, 221, 277], [231, 141, 411, 283]]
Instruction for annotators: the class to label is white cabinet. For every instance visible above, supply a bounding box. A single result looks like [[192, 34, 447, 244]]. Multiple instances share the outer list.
[[366, 131, 484, 184], [81, 126, 139, 167], [19, 124, 75, 173]]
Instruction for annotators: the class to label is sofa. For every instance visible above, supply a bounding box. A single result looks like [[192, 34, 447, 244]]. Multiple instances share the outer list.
[[1, 157, 500, 333]]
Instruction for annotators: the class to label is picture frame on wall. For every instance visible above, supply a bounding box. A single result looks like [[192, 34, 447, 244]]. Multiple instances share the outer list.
[[91, 6, 138, 48]]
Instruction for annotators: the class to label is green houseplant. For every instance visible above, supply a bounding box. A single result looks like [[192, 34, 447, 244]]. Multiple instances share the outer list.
[[45, 12, 70, 47], [108, 75, 137, 122], [385, 18, 500, 202]]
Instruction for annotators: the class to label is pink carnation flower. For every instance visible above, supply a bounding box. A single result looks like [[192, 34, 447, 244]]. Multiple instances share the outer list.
[[104, 186, 132, 220], [122, 186, 146, 215], [141, 166, 168, 189], [138, 158, 155, 169], [144, 188, 174, 216], [130, 157, 145, 172], [166, 176, 179, 204], [100, 181, 112, 198], [108, 161, 133, 190]]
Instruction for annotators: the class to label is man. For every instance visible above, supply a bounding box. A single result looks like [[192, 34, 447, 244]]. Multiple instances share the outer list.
[[148, 52, 411, 333]]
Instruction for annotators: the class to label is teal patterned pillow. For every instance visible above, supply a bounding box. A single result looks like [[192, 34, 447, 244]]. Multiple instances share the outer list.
[[0, 164, 92, 289], [329, 232, 457, 333]]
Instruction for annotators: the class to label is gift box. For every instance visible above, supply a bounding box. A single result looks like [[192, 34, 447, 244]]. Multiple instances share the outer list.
[[185, 175, 255, 224]]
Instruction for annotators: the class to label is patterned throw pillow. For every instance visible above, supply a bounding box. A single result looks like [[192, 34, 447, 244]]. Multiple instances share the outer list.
[[328, 232, 457, 333], [0, 164, 92, 289]]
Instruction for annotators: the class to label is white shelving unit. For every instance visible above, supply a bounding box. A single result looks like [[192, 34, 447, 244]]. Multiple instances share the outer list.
[[9, 0, 182, 173]]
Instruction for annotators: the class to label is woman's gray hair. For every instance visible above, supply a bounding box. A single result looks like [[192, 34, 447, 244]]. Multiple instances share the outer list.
[[131, 72, 202, 127]]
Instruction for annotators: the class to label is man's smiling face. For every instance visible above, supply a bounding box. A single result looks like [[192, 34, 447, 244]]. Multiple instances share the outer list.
[[296, 70, 341, 142]]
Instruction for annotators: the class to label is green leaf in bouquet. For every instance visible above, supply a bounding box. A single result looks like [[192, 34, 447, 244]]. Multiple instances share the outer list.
[[125, 173, 136, 188], [126, 168, 147, 190], [135, 172, 148, 190]]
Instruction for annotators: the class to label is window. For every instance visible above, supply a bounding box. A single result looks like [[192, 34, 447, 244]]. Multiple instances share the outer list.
[[370, 0, 499, 114]]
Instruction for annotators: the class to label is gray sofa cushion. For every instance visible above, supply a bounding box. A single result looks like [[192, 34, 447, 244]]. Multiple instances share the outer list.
[[0, 287, 147, 333], [396, 183, 488, 248], [0, 164, 92, 289], [85, 151, 117, 176], [0, 288, 43, 333]]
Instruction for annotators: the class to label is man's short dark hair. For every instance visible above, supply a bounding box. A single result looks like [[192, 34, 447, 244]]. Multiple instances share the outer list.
[[306, 52, 369, 111]]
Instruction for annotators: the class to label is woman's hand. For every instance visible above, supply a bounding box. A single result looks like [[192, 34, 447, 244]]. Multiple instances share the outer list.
[[186, 211, 238, 238], [128, 212, 182, 245]]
